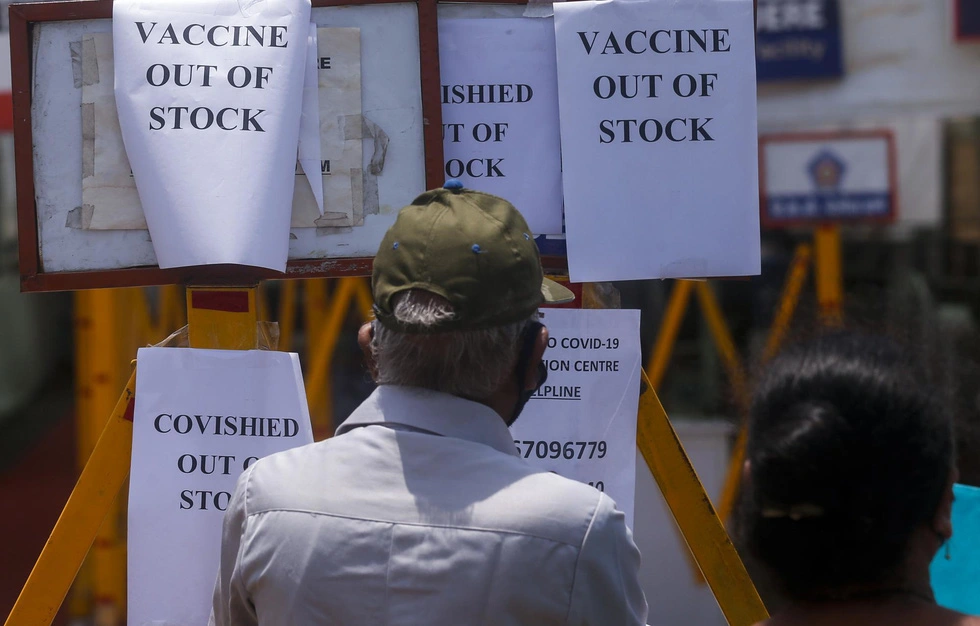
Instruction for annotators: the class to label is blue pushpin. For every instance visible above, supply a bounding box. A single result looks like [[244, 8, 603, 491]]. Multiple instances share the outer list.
[[444, 178, 464, 191]]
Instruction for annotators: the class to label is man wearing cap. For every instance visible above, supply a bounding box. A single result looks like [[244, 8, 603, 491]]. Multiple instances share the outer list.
[[211, 183, 648, 625]]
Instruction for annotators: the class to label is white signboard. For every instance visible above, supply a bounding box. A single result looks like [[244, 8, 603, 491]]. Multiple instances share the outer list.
[[761, 131, 897, 225], [129, 348, 314, 626], [113, 0, 319, 271], [439, 19, 564, 235], [510, 308, 641, 527], [554, 0, 760, 282]]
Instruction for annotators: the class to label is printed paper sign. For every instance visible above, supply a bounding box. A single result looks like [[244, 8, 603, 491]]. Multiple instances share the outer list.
[[439, 19, 564, 235], [113, 0, 317, 271], [291, 27, 364, 229], [554, 0, 760, 282], [761, 131, 897, 226], [84, 27, 362, 232], [129, 348, 314, 626], [510, 308, 641, 527]]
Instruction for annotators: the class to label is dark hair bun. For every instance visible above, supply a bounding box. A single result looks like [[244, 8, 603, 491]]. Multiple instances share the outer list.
[[741, 331, 953, 597]]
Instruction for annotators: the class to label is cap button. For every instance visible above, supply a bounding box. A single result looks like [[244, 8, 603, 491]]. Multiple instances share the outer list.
[[443, 178, 464, 191]]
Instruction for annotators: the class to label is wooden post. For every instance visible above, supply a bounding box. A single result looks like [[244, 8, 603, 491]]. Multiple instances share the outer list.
[[4, 371, 136, 626], [716, 243, 814, 525], [636, 369, 768, 625], [694, 282, 749, 411], [186, 286, 258, 350], [761, 243, 813, 362], [303, 278, 373, 439], [646, 280, 695, 389], [305, 278, 356, 437], [277, 280, 299, 352], [814, 225, 844, 326]]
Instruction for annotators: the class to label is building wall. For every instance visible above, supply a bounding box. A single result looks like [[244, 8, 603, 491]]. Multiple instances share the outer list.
[[757, 1, 980, 228]]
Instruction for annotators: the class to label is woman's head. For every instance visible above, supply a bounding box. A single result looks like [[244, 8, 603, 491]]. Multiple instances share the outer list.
[[741, 331, 955, 599]]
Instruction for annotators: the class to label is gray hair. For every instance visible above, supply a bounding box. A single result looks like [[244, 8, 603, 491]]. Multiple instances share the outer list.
[[370, 290, 535, 400]]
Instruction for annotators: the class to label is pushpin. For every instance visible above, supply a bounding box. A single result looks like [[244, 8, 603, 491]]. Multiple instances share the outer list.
[[444, 179, 464, 191]]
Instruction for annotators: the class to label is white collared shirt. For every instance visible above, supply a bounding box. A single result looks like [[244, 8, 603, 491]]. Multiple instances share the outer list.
[[210, 385, 648, 625]]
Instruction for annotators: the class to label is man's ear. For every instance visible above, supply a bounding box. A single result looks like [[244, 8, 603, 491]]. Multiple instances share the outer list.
[[357, 322, 379, 381], [523, 325, 549, 391], [933, 469, 959, 540]]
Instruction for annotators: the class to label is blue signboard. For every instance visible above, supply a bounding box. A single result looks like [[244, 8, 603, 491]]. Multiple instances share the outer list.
[[756, 0, 843, 82], [956, 0, 980, 41]]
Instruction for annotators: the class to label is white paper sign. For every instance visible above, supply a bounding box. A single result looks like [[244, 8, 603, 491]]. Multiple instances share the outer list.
[[510, 308, 641, 527], [554, 0, 761, 282], [113, 0, 317, 271], [79, 27, 361, 232], [129, 348, 314, 626], [439, 19, 564, 235], [297, 22, 325, 214]]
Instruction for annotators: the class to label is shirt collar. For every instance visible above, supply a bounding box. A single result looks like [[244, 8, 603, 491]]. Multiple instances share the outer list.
[[336, 385, 518, 457]]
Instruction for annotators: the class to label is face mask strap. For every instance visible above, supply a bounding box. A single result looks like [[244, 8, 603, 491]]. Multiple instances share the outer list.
[[510, 321, 546, 425]]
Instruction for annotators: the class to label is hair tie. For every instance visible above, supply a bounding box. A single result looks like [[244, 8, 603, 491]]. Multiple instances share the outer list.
[[761, 503, 825, 521]]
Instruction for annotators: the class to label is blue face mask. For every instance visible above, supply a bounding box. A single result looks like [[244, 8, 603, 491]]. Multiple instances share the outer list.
[[931, 483, 980, 615], [509, 321, 547, 426]]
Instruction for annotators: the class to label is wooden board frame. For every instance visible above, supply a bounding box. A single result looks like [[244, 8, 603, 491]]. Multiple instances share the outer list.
[[13, 0, 448, 291]]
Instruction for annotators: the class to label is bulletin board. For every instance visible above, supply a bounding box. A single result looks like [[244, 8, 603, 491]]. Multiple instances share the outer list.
[[13, 0, 442, 291], [13, 0, 572, 292]]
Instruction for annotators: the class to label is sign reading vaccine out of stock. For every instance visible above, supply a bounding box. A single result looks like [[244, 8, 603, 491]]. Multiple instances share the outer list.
[[756, 0, 843, 82], [112, 0, 321, 272], [554, 0, 761, 282], [760, 131, 897, 227]]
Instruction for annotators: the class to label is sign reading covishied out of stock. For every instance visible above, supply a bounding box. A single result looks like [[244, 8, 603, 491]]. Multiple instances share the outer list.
[[510, 308, 641, 528], [129, 348, 314, 626], [554, 0, 760, 282], [439, 18, 564, 235]]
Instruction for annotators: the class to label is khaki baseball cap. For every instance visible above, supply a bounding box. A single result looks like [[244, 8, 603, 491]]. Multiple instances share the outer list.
[[372, 180, 574, 333]]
